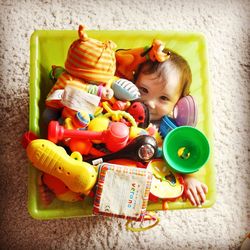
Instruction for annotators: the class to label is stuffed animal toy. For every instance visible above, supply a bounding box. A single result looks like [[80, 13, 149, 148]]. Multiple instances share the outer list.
[[115, 39, 171, 81], [44, 25, 141, 122], [127, 101, 150, 128], [45, 25, 117, 120], [38, 173, 84, 204]]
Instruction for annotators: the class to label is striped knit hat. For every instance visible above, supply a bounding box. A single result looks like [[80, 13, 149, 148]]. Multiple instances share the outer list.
[[65, 25, 117, 84]]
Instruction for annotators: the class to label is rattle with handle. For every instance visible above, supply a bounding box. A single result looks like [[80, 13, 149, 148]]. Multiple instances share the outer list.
[[86, 135, 158, 165], [48, 120, 129, 152]]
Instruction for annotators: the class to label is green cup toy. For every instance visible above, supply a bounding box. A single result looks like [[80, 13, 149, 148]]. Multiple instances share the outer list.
[[163, 126, 210, 174]]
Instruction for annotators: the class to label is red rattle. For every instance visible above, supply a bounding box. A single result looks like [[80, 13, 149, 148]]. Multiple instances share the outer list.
[[48, 121, 129, 152]]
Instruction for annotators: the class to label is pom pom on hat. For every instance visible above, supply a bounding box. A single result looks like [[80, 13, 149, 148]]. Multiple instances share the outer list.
[[65, 25, 117, 84]]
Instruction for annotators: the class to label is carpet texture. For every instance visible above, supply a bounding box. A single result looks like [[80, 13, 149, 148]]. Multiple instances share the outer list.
[[0, 0, 249, 249]]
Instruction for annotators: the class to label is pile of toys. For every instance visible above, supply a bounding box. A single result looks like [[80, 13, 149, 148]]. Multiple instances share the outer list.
[[22, 25, 210, 222]]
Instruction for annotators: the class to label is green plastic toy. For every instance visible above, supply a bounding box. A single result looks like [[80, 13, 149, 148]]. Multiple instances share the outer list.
[[162, 126, 210, 174]]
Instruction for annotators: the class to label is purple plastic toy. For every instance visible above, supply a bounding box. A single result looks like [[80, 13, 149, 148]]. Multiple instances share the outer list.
[[173, 95, 198, 127]]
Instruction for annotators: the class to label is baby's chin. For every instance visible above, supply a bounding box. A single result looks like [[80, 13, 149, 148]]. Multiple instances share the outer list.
[[149, 113, 162, 121]]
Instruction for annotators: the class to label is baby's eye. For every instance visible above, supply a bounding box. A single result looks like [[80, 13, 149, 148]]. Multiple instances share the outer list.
[[139, 87, 148, 94], [160, 96, 169, 101]]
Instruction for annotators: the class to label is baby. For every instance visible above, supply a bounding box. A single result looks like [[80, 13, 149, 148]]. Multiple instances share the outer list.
[[134, 49, 208, 207]]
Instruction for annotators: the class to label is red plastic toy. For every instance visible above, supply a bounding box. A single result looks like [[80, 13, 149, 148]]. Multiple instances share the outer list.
[[48, 120, 129, 152]]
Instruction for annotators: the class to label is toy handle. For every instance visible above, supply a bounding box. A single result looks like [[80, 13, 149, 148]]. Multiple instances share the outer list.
[[86, 135, 157, 165], [48, 121, 103, 143]]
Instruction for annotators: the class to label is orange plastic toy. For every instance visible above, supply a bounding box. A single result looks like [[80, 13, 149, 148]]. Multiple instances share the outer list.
[[115, 39, 171, 80]]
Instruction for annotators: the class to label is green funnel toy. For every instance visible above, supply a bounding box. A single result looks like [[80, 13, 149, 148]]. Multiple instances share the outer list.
[[163, 126, 210, 174]]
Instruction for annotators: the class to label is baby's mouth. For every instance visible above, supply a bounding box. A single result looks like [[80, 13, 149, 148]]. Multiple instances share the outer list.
[[147, 108, 156, 116], [143, 104, 158, 120]]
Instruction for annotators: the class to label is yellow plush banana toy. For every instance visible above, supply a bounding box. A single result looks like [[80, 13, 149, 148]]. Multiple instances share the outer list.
[[26, 139, 97, 195]]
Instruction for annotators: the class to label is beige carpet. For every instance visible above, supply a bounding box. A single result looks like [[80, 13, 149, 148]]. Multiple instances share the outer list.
[[0, 0, 249, 249]]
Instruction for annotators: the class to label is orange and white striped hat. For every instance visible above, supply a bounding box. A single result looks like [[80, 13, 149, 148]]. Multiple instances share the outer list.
[[65, 25, 117, 84]]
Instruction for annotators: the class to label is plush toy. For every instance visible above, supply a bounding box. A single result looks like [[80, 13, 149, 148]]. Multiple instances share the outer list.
[[127, 101, 150, 128], [45, 25, 117, 120], [60, 79, 114, 119], [115, 39, 171, 81], [68, 80, 114, 100], [65, 25, 117, 84], [45, 25, 141, 122], [38, 173, 84, 204]]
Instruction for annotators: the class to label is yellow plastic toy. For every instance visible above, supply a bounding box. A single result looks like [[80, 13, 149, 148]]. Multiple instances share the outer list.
[[102, 101, 137, 127], [26, 139, 97, 195], [87, 115, 110, 144], [148, 159, 184, 200]]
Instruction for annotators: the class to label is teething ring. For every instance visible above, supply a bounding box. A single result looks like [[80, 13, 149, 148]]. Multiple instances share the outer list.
[[102, 102, 137, 127]]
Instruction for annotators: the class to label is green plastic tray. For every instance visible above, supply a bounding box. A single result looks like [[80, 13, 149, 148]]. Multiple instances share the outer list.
[[29, 29, 216, 219]]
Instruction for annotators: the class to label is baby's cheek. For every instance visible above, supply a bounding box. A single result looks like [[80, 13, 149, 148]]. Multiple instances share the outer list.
[[158, 104, 173, 117], [138, 95, 146, 102]]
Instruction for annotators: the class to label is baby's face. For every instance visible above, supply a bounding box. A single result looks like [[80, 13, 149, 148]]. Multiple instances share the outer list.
[[136, 70, 182, 121]]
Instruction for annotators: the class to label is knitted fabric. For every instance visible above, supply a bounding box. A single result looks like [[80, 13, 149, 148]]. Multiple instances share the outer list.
[[65, 25, 117, 84]]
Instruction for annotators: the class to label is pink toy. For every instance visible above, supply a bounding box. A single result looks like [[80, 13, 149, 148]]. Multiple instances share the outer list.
[[173, 95, 198, 127], [48, 121, 129, 152]]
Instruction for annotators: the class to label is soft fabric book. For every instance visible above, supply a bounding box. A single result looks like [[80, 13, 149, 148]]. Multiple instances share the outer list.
[[93, 163, 153, 221]]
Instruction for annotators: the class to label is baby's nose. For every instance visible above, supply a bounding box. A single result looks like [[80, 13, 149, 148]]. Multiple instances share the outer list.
[[146, 100, 156, 109]]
